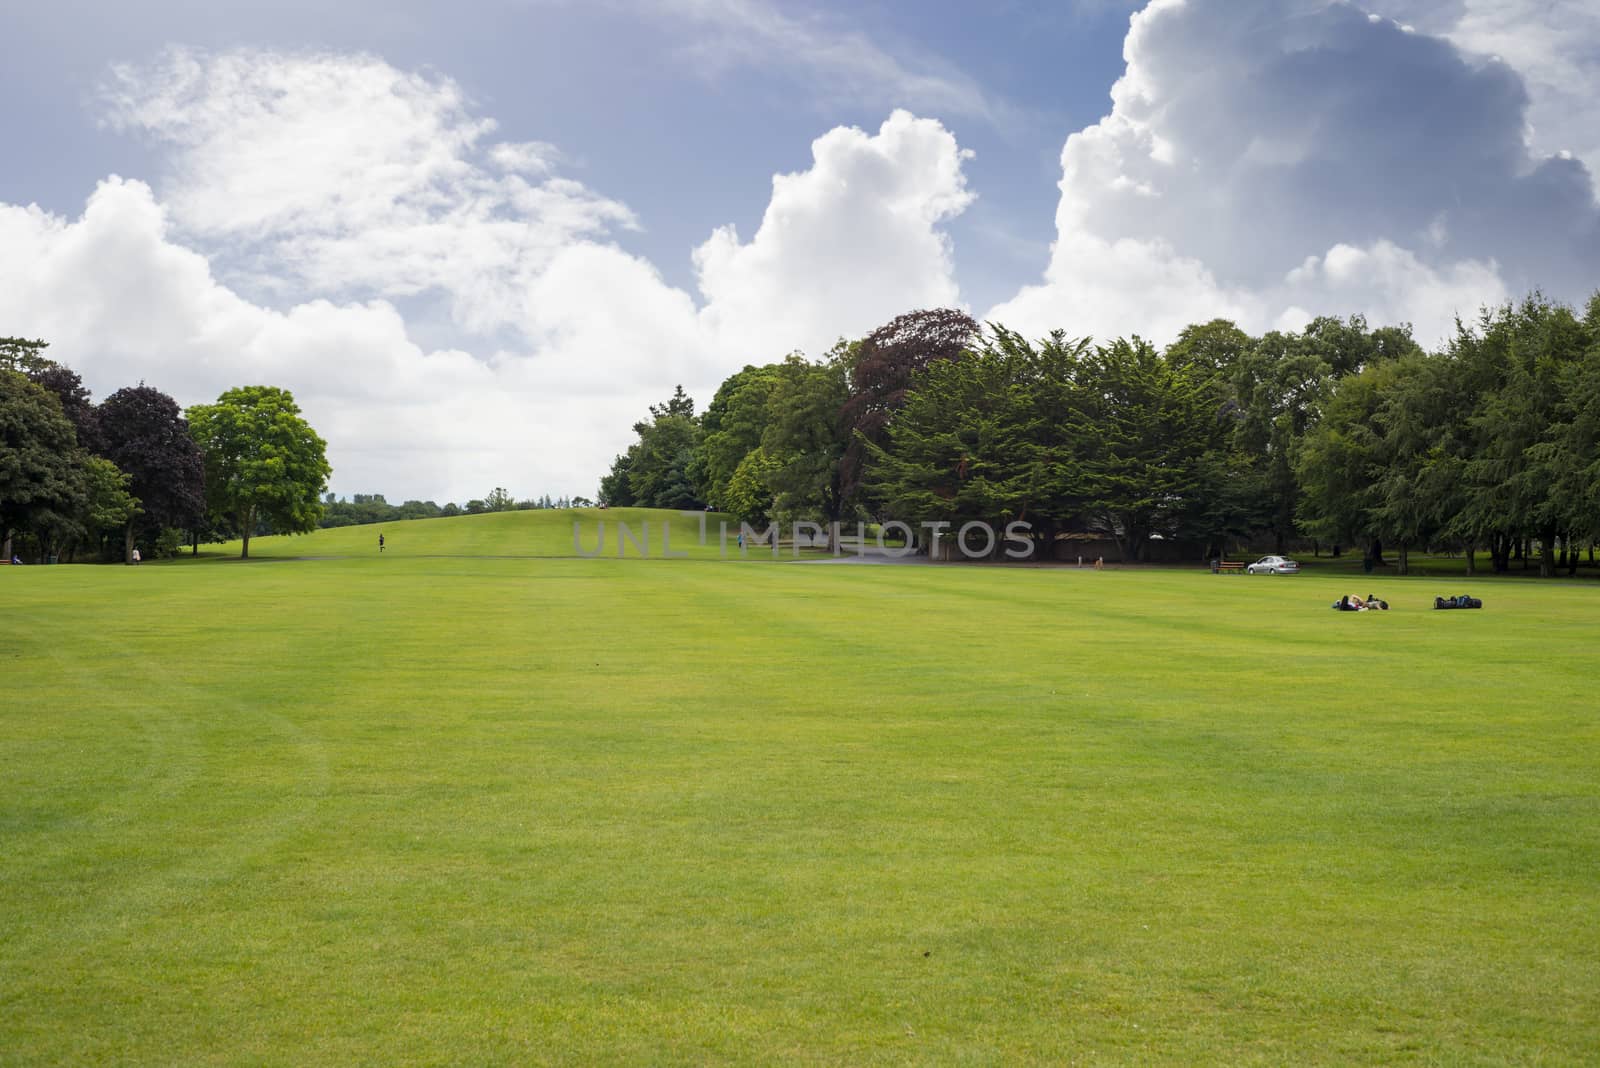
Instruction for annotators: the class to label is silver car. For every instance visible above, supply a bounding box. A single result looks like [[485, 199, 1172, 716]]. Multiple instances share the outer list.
[[1246, 555, 1300, 574]]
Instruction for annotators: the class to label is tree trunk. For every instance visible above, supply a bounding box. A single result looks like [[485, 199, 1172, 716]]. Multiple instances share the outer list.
[[1539, 527, 1557, 577], [1369, 538, 1384, 565], [1396, 543, 1409, 576], [1037, 520, 1061, 562], [1464, 543, 1476, 575], [1488, 534, 1506, 572], [123, 522, 134, 565]]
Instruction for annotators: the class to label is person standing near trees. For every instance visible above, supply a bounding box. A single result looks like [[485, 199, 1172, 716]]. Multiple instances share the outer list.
[[378, 533, 385, 553]]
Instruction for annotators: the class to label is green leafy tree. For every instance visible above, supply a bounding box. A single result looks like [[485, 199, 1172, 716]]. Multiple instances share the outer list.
[[1369, 353, 1474, 574], [0, 370, 83, 561], [398, 500, 444, 520], [866, 352, 1019, 533], [628, 412, 703, 509], [602, 386, 704, 510], [187, 386, 331, 559], [1450, 295, 1589, 573], [841, 308, 979, 509], [1077, 338, 1211, 562], [762, 349, 853, 546], [74, 456, 142, 560], [868, 326, 1091, 557], [1543, 295, 1600, 569], [696, 364, 783, 510], [650, 385, 695, 420], [320, 493, 446, 528], [0, 338, 52, 376], [1230, 330, 1334, 553], [1165, 319, 1253, 387], [1180, 446, 1273, 561], [1299, 297, 1588, 577], [1496, 300, 1592, 576], [1295, 361, 1391, 563], [723, 446, 780, 525], [1228, 316, 1416, 555], [1165, 319, 1264, 558], [1300, 314, 1418, 378], [598, 449, 637, 507]]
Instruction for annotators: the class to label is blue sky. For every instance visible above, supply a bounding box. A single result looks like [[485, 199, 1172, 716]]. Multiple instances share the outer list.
[[2, 0, 1597, 502], [2, 0, 1129, 310]]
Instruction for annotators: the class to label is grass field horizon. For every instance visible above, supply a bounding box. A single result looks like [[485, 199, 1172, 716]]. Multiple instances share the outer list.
[[173, 505, 1600, 585], [6, 509, 1598, 1063]]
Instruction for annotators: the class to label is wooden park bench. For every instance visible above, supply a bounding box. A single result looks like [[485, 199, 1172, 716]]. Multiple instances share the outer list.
[[1213, 560, 1245, 573]]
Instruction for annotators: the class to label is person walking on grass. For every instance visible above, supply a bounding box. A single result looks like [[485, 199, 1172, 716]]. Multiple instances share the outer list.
[[131, 547, 141, 565], [378, 533, 385, 553]]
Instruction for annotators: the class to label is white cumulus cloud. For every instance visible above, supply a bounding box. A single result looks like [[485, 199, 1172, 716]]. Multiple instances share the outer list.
[[694, 109, 973, 359], [3, 51, 975, 502], [1364, 0, 1600, 187], [10, 4, 1597, 504], [101, 48, 639, 337], [989, 0, 1597, 347]]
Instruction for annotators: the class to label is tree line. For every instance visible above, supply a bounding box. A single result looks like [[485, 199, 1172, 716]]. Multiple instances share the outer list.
[[318, 489, 594, 529], [600, 293, 1600, 574], [1, 338, 330, 562]]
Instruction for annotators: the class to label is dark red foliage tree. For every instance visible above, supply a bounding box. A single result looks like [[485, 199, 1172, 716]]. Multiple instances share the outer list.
[[840, 307, 979, 506], [99, 384, 206, 561], [28, 363, 103, 455]]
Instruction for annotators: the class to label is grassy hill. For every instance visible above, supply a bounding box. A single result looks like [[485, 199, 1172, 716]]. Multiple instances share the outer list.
[[201, 507, 765, 561], [199, 507, 1598, 583], [5, 532, 1598, 1062]]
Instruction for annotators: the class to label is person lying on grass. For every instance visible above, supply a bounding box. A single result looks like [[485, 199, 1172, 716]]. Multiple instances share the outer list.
[[1334, 594, 1389, 611]]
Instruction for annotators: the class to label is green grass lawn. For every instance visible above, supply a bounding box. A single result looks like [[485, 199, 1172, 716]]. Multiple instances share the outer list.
[[199, 507, 800, 562], [4, 511, 1598, 1064]]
